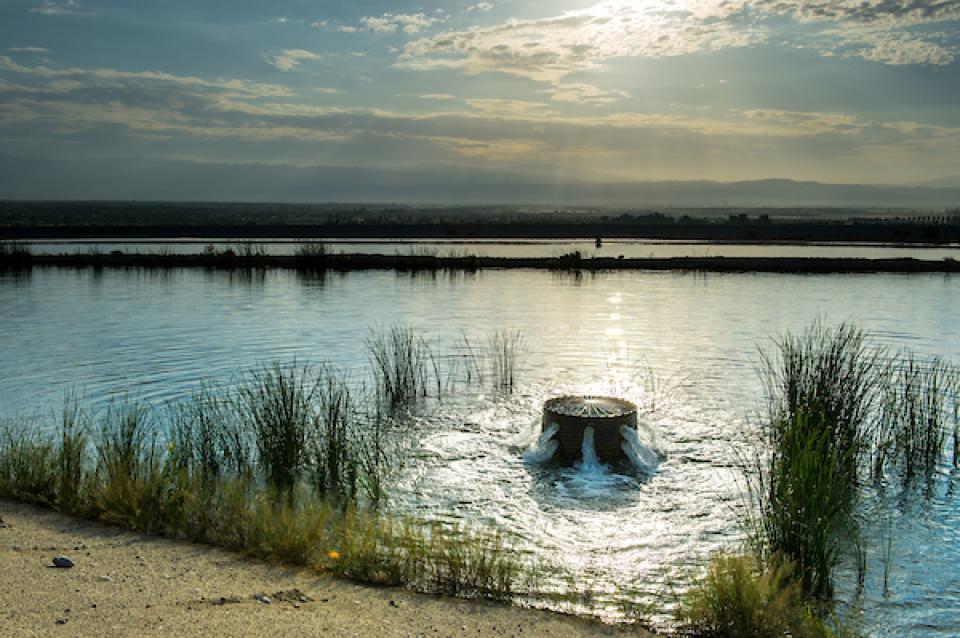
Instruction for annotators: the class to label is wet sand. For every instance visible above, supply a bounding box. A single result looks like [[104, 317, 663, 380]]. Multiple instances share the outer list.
[[0, 501, 655, 637]]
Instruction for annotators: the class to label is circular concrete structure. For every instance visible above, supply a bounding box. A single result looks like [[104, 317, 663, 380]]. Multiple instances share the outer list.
[[542, 396, 637, 463]]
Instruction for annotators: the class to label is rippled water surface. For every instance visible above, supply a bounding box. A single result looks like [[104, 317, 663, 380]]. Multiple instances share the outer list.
[[1, 267, 958, 634]]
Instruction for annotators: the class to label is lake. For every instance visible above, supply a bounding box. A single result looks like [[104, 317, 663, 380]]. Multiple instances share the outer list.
[[1, 266, 958, 634]]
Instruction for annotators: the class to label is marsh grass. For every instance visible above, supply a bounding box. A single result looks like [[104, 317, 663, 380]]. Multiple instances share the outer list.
[[238, 362, 316, 491], [677, 553, 840, 638], [0, 384, 532, 601], [488, 329, 526, 390], [294, 241, 329, 260], [874, 354, 959, 485], [368, 326, 440, 405], [457, 334, 486, 384], [748, 320, 960, 600], [233, 242, 267, 259]]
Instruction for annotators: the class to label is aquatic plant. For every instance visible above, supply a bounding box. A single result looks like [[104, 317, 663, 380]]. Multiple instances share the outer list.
[[56, 394, 88, 512], [677, 553, 843, 638], [748, 320, 960, 599], [233, 242, 268, 259], [748, 322, 881, 597], [367, 326, 439, 404], [873, 354, 959, 485], [488, 329, 526, 390], [294, 241, 329, 260], [236, 362, 316, 492], [0, 389, 532, 601]]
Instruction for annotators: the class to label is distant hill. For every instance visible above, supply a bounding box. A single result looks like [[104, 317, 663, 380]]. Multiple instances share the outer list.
[[1, 154, 958, 208]]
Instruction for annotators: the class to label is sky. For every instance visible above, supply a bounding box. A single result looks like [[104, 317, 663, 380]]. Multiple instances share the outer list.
[[1, 0, 959, 185]]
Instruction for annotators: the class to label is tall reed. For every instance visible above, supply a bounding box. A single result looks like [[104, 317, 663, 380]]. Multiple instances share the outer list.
[[236, 362, 316, 492], [750, 321, 881, 598], [367, 326, 438, 404], [0, 390, 531, 601], [488, 329, 525, 390], [749, 320, 959, 599], [295, 241, 329, 260], [874, 354, 958, 484]]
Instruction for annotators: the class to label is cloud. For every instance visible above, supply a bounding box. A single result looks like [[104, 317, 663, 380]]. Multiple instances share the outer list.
[[7, 47, 51, 53], [815, 23, 956, 65], [762, 0, 960, 25], [1, 58, 958, 180], [398, 93, 458, 100], [465, 98, 550, 115], [360, 13, 441, 34], [0, 56, 292, 98], [397, 0, 959, 105], [399, 0, 762, 99], [467, 3, 494, 12], [30, 1, 88, 15], [759, 0, 960, 65], [265, 49, 323, 72]]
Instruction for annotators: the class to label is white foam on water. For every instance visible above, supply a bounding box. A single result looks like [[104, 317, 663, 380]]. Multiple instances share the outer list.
[[523, 421, 559, 464], [621, 424, 664, 474], [562, 426, 637, 494], [579, 426, 604, 473]]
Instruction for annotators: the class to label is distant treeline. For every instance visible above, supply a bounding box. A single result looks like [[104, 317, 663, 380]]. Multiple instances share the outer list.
[[1, 201, 959, 243]]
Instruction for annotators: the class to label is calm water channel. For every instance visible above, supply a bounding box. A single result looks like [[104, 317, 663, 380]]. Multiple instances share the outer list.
[[1, 266, 958, 634]]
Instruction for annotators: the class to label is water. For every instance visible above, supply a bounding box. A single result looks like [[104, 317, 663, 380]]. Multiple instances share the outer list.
[[1, 266, 958, 634], [23, 237, 960, 260]]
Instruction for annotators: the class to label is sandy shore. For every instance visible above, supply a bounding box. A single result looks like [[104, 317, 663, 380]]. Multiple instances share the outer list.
[[0, 501, 655, 637]]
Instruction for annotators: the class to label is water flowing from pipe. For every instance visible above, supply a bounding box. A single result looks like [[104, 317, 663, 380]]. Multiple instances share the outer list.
[[524, 421, 559, 463], [621, 424, 663, 474]]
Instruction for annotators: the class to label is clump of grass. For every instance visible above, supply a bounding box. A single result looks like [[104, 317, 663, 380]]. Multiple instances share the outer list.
[[168, 384, 252, 482], [57, 394, 88, 511], [0, 240, 32, 266], [677, 553, 841, 638], [295, 241, 329, 259], [368, 326, 439, 405], [488, 329, 525, 390], [233, 242, 267, 259], [307, 370, 392, 505], [748, 321, 881, 598], [874, 354, 959, 484], [748, 320, 960, 600], [0, 424, 58, 505], [91, 399, 172, 532], [745, 411, 860, 598], [237, 362, 316, 492]]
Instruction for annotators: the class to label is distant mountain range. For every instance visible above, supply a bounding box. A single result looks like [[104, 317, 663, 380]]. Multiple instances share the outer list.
[[1, 155, 958, 209]]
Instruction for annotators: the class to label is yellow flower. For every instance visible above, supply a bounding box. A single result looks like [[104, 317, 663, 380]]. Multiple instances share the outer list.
[[327, 550, 341, 560]]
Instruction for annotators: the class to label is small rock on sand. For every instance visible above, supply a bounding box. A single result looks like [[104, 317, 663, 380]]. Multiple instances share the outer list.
[[52, 556, 75, 569]]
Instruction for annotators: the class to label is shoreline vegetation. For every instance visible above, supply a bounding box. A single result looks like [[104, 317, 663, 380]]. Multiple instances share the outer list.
[[2, 247, 960, 273], [1, 324, 957, 632]]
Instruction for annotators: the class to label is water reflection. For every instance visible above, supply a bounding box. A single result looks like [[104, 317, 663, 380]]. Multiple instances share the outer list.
[[0, 268, 958, 634]]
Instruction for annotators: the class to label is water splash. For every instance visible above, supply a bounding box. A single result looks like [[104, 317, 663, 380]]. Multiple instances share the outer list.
[[578, 426, 605, 474], [524, 421, 559, 464], [621, 425, 664, 474]]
